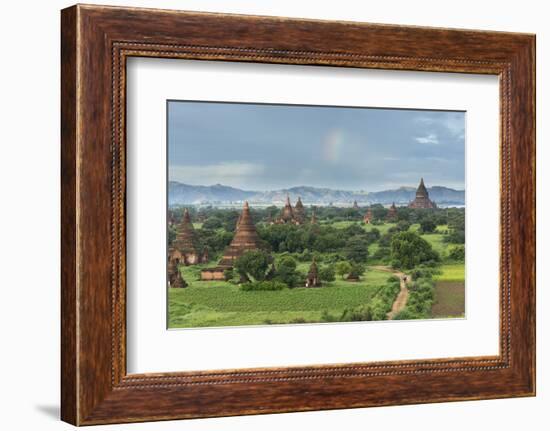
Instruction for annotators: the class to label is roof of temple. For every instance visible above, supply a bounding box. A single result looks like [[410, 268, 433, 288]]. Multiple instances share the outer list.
[[416, 177, 429, 197]]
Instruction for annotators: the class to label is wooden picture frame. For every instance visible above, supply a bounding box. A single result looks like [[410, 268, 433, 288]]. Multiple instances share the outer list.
[[61, 4, 535, 425]]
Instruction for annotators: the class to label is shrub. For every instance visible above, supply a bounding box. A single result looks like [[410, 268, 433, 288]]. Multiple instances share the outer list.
[[393, 309, 417, 320], [420, 218, 437, 233], [319, 265, 336, 282], [335, 261, 352, 279], [444, 229, 465, 244], [275, 255, 301, 287], [340, 305, 373, 322], [349, 262, 366, 278], [398, 274, 436, 319], [321, 310, 338, 322], [447, 245, 465, 262]]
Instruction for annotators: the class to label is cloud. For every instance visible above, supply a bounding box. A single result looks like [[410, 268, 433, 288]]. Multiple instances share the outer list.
[[414, 133, 439, 145], [169, 161, 265, 188], [415, 114, 465, 140]]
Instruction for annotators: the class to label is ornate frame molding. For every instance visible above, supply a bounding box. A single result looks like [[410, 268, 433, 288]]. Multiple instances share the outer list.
[[61, 5, 535, 425]]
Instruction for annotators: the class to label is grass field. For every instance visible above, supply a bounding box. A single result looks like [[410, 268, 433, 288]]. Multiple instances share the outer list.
[[169, 266, 393, 328]]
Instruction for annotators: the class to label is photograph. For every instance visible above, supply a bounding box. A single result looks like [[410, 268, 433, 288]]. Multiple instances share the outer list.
[[166, 101, 466, 328]]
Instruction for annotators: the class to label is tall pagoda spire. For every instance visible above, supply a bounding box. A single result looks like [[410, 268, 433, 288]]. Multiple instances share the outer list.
[[386, 202, 398, 221], [169, 208, 207, 265], [173, 209, 200, 253], [294, 196, 306, 223], [281, 195, 294, 221], [364, 208, 373, 224], [218, 201, 263, 267], [408, 177, 437, 209], [310, 210, 317, 224], [305, 257, 321, 287]]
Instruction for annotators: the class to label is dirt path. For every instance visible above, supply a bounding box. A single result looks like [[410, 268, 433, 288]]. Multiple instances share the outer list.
[[370, 266, 410, 320]]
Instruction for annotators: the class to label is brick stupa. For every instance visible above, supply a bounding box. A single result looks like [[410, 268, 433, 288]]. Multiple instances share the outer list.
[[294, 197, 306, 223], [218, 201, 263, 267], [273, 195, 303, 225], [408, 178, 437, 209], [386, 202, 398, 221], [364, 208, 373, 224], [201, 201, 264, 281], [169, 209, 207, 266], [305, 258, 322, 287]]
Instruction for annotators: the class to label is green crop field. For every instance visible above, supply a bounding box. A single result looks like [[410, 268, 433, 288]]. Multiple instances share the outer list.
[[434, 264, 465, 282], [169, 267, 393, 328], [431, 264, 465, 318]]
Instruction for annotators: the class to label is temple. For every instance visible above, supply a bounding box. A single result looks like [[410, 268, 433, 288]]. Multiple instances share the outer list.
[[353, 200, 359, 210], [408, 178, 437, 209], [272, 195, 304, 225], [310, 210, 318, 224], [201, 201, 264, 280], [363, 208, 373, 224], [168, 258, 187, 288], [305, 258, 322, 287], [169, 209, 208, 266], [294, 197, 306, 223], [386, 202, 398, 221]]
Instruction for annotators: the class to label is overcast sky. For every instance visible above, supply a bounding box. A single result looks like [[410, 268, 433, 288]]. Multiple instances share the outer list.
[[168, 101, 465, 192]]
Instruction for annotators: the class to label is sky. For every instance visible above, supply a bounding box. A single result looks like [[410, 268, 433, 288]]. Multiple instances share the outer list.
[[168, 101, 465, 192]]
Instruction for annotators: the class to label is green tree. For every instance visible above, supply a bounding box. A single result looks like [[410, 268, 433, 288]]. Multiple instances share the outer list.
[[319, 265, 336, 282], [390, 231, 439, 269], [344, 235, 369, 263], [396, 220, 411, 232], [349, 262, 366, 278], [234, 250, 271, 282], [335, 261, 352, 280], [202, 217, 223, 230], [445, 229, 465, 244], [365, 227, 380, 242], [275, 255, 300, 287], [447, 245, 465, 262], [420, 218, 437, 233]]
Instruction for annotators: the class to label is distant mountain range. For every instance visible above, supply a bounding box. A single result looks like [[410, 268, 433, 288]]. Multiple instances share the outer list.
[[168, 182, 465, 207]]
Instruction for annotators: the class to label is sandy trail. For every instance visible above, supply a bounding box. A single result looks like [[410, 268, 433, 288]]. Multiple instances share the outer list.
[[370, 265, 410, 320]]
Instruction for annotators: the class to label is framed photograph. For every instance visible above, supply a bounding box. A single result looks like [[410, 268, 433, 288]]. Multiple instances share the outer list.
[[61, 4, 535, 425]]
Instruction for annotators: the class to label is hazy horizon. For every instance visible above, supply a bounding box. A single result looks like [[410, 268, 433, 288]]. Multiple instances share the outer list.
[[168, 101, 465, 191], [168, 179, 465, 194]]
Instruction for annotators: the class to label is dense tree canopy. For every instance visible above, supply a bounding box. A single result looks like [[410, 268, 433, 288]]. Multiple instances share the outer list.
[[274, 255, 301, 287], [344, 235, 369, 263], [234, 250, 272, 282], [390, 231, 439, 269], [335, 261, 352, 279]]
